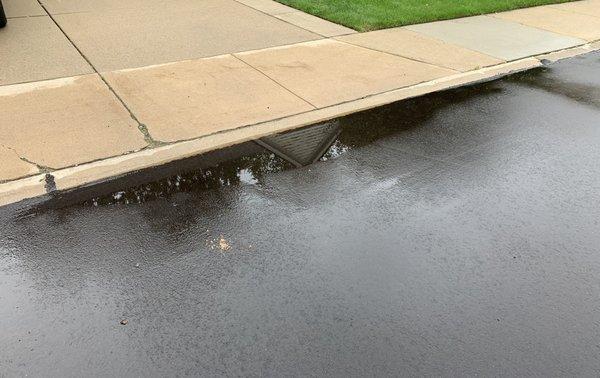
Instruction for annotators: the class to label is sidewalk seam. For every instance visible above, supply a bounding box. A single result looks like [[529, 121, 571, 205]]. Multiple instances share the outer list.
[[334, 37, 472, 71], [97, 73, 162, 147], [0, 73, 89, 88], [489, 9, 598, 41], [333, 39, 461, 73], [548, 4, 600, 20], [6, 14, 48, 20], [230, 0, 341, 37], [232, 54, 319, 109]]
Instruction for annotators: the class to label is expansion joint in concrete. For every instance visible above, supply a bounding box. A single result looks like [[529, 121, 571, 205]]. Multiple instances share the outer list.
[[232, 54, 318, 109], [34, 0, 161, 147]]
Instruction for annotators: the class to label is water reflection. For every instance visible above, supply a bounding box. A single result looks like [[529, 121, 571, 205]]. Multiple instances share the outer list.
[[81, 122, 348, 206], [84, 150, 294, 206], [510, 51, 600, 108]]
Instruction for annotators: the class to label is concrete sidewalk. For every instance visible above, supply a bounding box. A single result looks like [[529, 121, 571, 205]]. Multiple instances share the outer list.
[[1, 0, 600, 206]]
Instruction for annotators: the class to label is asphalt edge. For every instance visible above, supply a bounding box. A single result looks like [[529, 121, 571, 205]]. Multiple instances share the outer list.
[[0, 45, 596, 208]]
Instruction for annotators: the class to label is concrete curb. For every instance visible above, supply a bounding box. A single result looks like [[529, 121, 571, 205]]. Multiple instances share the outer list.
[[536, 44, 596, 62], [0, 55, 549, 207]]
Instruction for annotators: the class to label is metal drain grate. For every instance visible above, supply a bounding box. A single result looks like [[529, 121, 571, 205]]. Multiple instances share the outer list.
[[257, 121, 341, 167]]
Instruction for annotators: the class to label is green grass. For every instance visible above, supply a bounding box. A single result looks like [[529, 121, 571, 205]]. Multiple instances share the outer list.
[[275, 0, 576, 31]]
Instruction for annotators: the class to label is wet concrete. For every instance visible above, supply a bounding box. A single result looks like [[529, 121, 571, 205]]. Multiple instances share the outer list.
[[1, 51, 600, 376]]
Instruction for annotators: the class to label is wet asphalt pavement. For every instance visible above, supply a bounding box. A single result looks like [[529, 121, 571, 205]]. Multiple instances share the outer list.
[[1, 51, 600, 377]]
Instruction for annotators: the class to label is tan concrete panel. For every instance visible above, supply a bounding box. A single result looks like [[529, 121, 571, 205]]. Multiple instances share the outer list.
[[0, 17, 93, 86], [0, 75, 147, 169], [236, 39, 455, 108], [103, 55, 315, 142], [337, 28, 503, 72], [275, 11, 356, 37]]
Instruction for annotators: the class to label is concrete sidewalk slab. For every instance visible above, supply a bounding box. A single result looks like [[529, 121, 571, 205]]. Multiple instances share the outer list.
[[337, 28, 504, 72], [234, 0, 297, 15], [551, 0, 600, 18], [275, 11, 356, 37], [4, 0, 46, 17], [0, 17, 93, 86], [51, 0, 320, 72], [103, 55, 315, 143], [0, 146, 39, 182], [494, 6, 600, 42], [406, 16, 585, 61], [236, 40, 455, 108], [0, 75, 147, 172]]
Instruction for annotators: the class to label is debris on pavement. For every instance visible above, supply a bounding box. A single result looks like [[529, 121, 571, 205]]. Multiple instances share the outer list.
[[219, 236, 231, 252]]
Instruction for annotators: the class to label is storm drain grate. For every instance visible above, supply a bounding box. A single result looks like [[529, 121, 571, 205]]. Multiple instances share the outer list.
[[256, 121, 341, 167]]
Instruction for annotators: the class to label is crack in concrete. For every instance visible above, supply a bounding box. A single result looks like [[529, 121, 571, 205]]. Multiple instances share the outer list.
[[0, 143, 53, 173], [33, 0, 162, 148], [18, 156, 53, 173], [232, 54, 318, 109], [96, 73, 164, 147]]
